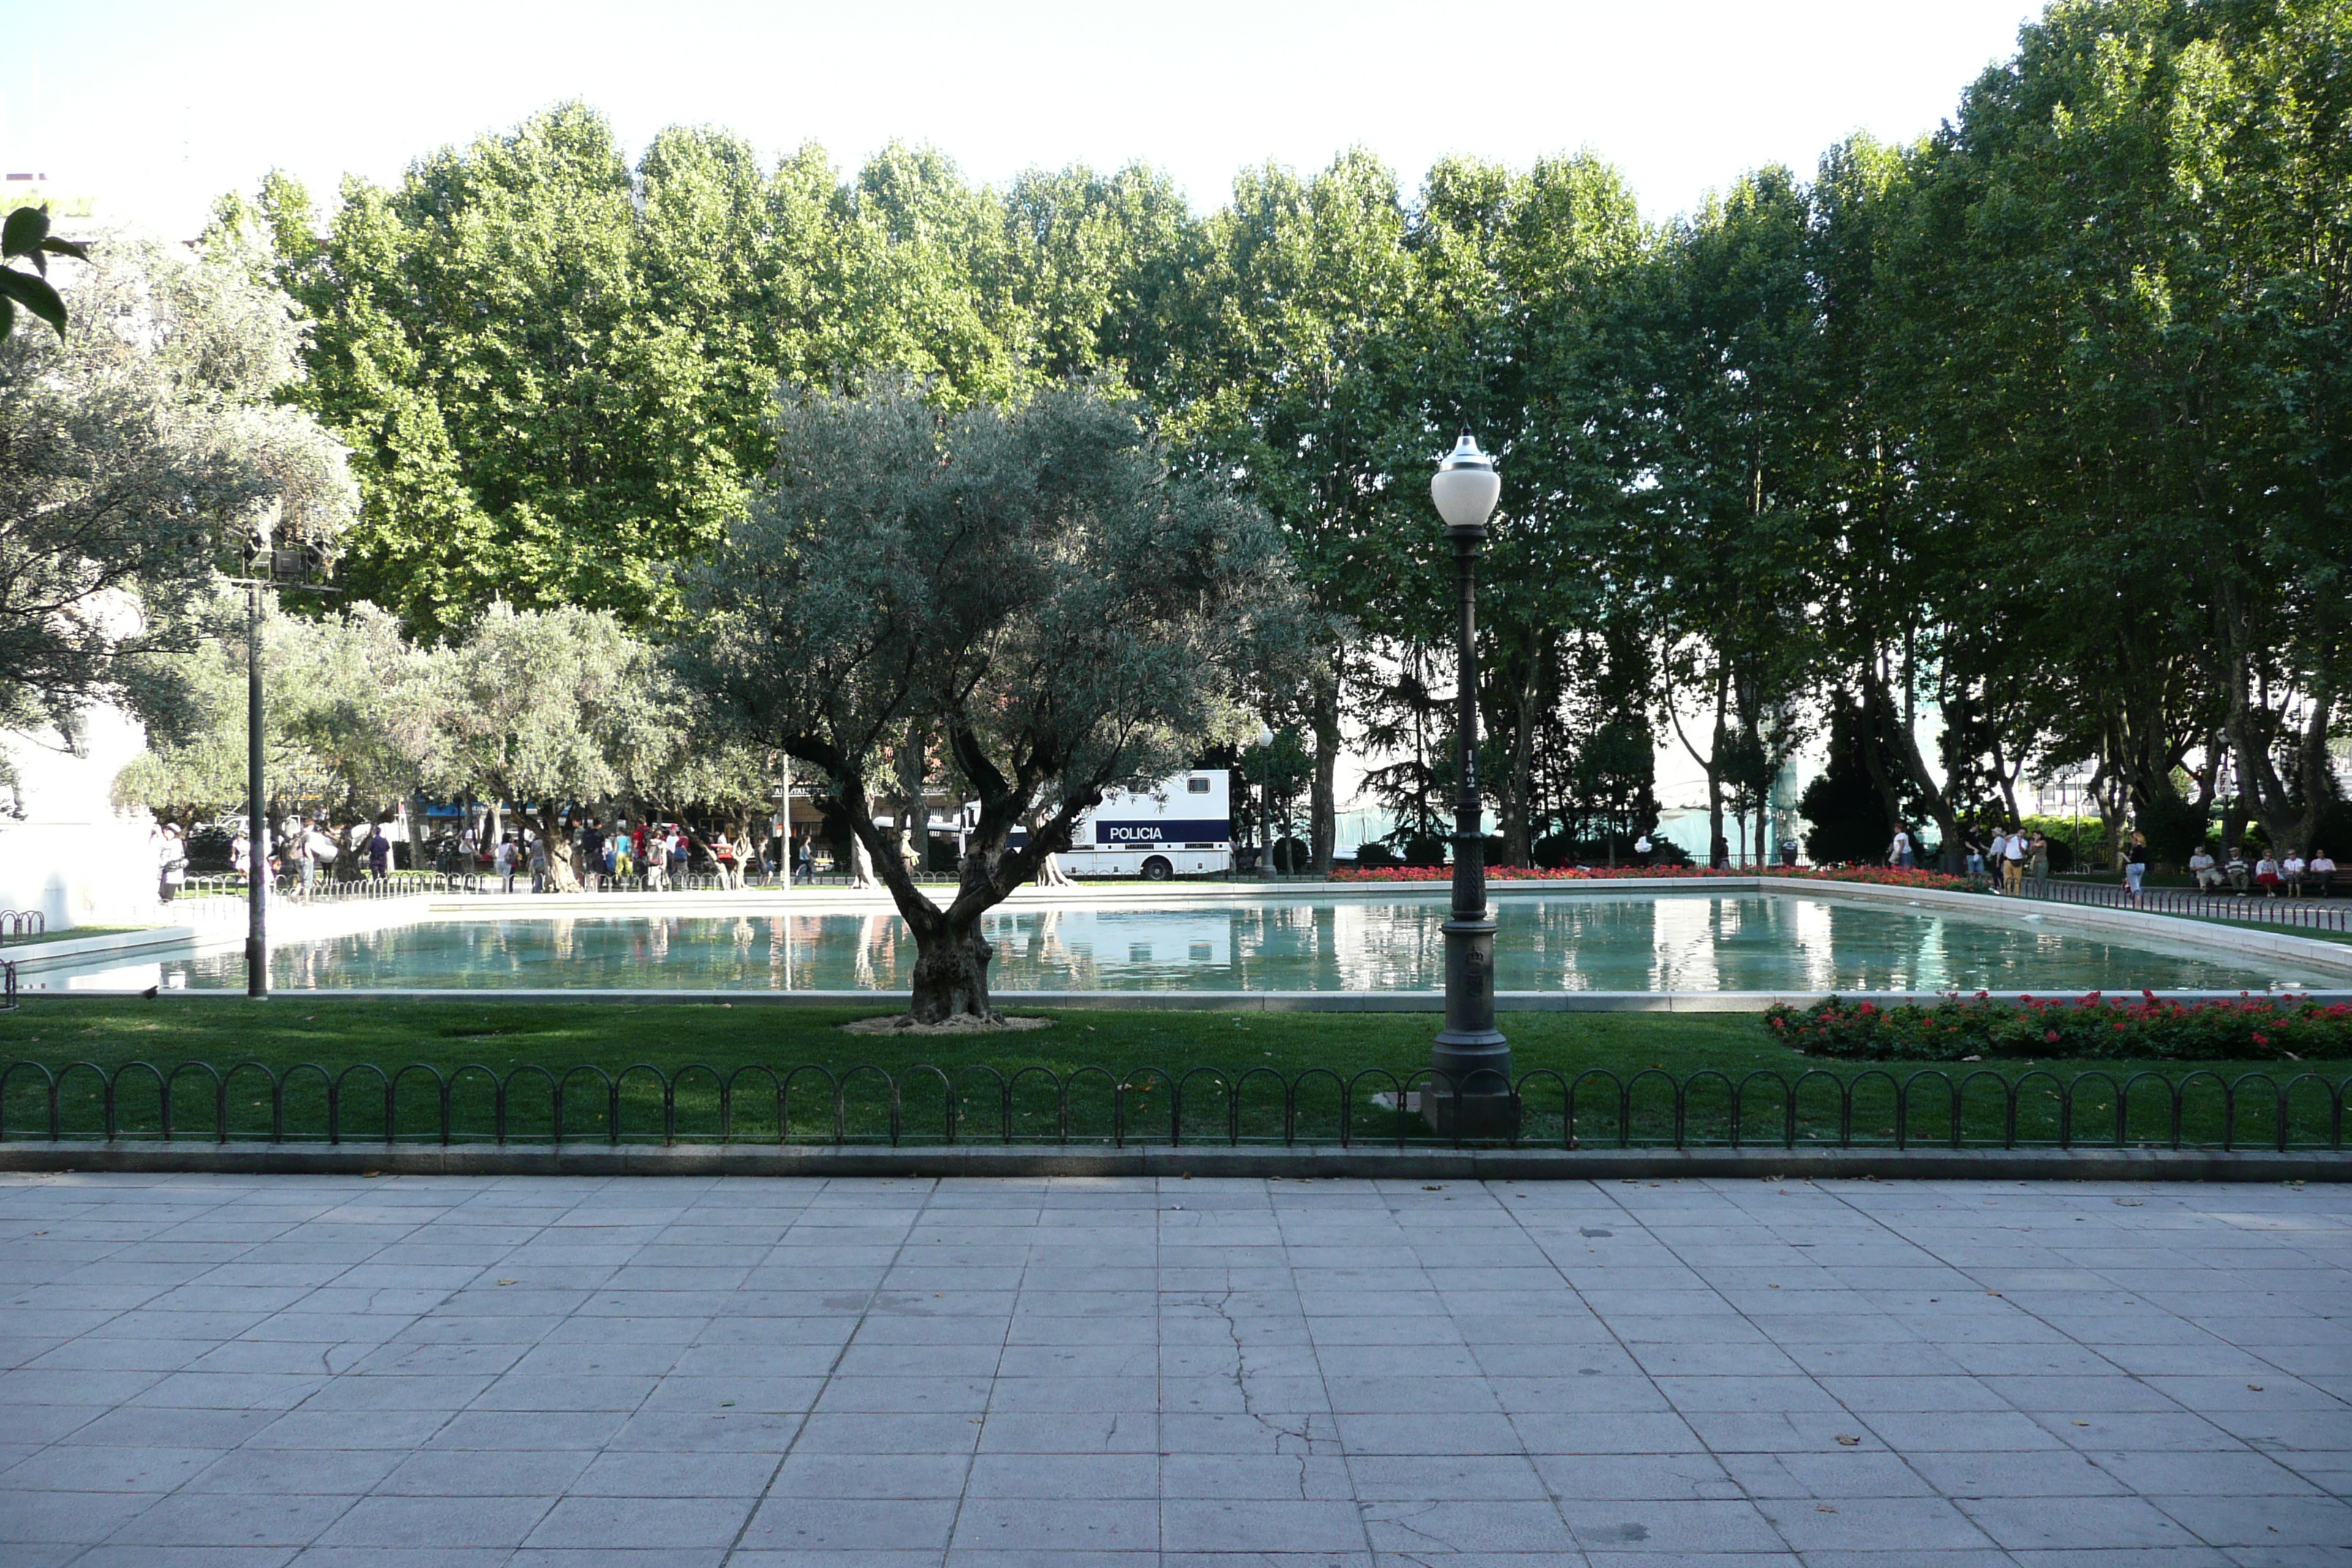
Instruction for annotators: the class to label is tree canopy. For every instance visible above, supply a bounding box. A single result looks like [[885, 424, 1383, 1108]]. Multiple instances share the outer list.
[[679, 381, 1303, 1019], [0, 230, 354, 793], [178, 0, 2351, 872]]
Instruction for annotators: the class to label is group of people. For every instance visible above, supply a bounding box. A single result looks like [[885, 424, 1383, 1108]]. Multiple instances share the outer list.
[[1954, 825, 2056, 892], [458, 818, 777, 894], [157, 816, 396, 904], [2189, 844, 2338, 898]]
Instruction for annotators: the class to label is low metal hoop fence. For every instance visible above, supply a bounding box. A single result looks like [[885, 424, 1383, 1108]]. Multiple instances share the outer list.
[[1, 1060, 2342, 1154], [2029, 875, 2352, 934], [0, 910, 46, 940]]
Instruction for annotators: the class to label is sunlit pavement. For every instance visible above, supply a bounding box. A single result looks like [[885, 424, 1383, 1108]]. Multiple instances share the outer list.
[[1, 1172, 2347, 1565]]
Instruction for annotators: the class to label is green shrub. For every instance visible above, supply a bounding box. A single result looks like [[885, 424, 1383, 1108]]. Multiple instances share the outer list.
[[1765, 992, 2352, 1062]]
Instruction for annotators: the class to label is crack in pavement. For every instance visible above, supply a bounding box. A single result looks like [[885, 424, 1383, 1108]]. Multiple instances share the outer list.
[[1197, 1286, 1322, 1495]]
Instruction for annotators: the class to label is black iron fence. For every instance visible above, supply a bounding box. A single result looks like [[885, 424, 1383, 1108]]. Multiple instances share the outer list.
[[2, 1060, 2344, 1154], [2026, 875, 2352, 935]]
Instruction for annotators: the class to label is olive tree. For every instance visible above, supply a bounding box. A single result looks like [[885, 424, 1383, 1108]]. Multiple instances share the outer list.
[[683, 381, 1300, 1022], [0, 229, 353, 770], [422, 603, 676, 888], [113, 598, 433, 839]]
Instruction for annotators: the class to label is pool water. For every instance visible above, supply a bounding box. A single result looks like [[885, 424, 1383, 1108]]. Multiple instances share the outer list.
[[97, 893, 2288, 993]]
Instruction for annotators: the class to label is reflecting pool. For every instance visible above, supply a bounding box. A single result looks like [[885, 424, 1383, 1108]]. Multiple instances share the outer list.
[[57, 893, 2295, 992]]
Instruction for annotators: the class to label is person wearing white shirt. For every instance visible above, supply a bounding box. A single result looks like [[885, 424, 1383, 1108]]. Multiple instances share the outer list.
[[2283, 852, 2307, 897], [2310, 850, 2337, 897]]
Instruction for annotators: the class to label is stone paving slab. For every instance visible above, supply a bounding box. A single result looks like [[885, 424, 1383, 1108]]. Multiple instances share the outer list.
[[0, 1173, 2345, 1567]]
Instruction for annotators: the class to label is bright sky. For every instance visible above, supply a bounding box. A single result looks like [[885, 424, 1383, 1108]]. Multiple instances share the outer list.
[[7, 0, 2043, 235]]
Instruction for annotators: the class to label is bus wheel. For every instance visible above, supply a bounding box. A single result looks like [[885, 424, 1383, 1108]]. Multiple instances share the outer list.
[[1141, 856, 1173, 881]]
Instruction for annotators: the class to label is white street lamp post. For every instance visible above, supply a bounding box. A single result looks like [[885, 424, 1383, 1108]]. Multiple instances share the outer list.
[[1254, 723, 1275, 878], [1427, 431, 1513, 1134]]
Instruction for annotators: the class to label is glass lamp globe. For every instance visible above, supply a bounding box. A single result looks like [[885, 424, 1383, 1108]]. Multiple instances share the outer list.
[[1431, 431, 1501, 530]]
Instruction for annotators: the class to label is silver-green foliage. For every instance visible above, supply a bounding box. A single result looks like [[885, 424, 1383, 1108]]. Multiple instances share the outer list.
[[0, 230, 354, 748], [683, 380, 1303, 1016]]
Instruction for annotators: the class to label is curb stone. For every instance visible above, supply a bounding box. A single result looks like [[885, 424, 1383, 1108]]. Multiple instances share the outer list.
[[0, 1141, 2342, 1181]]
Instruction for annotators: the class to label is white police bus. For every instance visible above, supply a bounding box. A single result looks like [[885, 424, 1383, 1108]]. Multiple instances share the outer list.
[[985, 770, 1235, 879]]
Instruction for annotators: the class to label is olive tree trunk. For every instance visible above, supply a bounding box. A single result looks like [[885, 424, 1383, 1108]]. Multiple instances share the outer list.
[[907, 916, 996, 1023]]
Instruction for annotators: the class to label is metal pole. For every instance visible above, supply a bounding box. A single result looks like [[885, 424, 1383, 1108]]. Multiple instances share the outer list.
[[244, 583, 269, 999], [778, 753, 793, 889], [1429, 523, 1510, 1134], [1262, 745, 1273, 879]]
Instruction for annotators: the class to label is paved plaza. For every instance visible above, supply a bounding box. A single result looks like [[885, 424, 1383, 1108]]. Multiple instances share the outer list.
[[0, 1172, 2347, 1566]]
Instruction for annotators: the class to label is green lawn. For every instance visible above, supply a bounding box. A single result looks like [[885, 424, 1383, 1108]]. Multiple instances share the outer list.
[[1, 998, 2341, 1152], [0, 925, 153, 949]]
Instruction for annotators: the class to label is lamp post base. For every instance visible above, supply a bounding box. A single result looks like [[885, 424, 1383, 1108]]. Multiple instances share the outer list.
[[1425, 1026, 1519, 1137], [1420, 1088, 1521, 1138]]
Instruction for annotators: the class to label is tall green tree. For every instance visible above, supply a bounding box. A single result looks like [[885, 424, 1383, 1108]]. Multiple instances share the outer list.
[[1166, 151, 1418, 875], [1632, 170, 1827, 863], [1888, 0, 2351, 856]]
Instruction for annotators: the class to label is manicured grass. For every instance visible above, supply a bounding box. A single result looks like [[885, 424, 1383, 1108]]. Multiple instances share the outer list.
[[1, 997, 2341, 1151]]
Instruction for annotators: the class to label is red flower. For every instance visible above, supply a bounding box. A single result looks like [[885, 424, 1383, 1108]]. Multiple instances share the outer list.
[[2045, 1030, 2059, 1043]]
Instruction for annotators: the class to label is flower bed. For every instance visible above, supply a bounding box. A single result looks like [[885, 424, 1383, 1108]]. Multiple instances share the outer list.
[[1765, 991, 2352, 1062], [1330, 864, 1987, 894]]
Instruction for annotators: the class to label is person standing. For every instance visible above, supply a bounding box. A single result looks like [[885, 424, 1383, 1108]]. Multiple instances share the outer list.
[[367, 823, 391, 881], [156, 825, 187, 903], [495, 835, 518, 894], [528, 835, 551, 894], [2124, 831, 2150, 897], [796, 833, 815, 881], [301, 821, 338, 899], [2029, 831, 2051, 885], [1888, 823, 1914, 870], [1962, 829, 1986, 879], [2002, 827, 2027, 896]]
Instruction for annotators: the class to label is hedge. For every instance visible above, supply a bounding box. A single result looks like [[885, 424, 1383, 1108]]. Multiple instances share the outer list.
[[1330, 864, 1988, 894], [1765, 991, 2352, 1062]]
